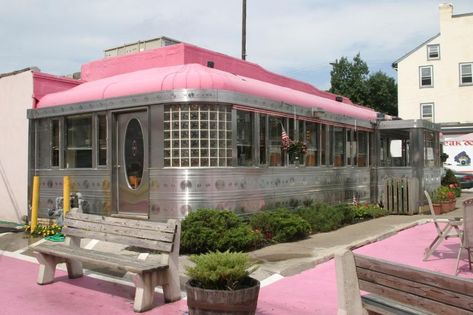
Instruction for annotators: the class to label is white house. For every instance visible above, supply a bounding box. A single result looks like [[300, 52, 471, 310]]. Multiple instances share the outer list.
[[393, 3, 473, 128], [0, 68, 80, 223]]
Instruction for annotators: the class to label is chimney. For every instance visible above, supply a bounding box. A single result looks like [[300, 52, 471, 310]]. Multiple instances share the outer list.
[[439, 3, 453, 34]]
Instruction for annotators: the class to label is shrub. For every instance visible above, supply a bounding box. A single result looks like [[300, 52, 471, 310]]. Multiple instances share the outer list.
[[431, 186, 456, 203], [352, 203, 387, 220], [249, 208, 310, 242], [181, 209, 263, 254], [186, 251, 257, 290], [441, 169, 458, 186], [296, 203, 346, 233]]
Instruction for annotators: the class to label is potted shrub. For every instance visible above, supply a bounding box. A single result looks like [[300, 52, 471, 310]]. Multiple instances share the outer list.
[[186, 251, 260, 315], [431, 186, 456, 214]]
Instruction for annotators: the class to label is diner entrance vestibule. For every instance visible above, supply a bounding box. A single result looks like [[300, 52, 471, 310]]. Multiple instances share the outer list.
[[114, 110, 149, 217]]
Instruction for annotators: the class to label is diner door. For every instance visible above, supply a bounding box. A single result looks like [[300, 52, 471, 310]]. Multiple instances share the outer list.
[[115, 111, 149, 217]]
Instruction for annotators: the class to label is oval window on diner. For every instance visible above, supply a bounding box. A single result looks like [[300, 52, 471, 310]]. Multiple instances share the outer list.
[[124, 118, 144, 189]]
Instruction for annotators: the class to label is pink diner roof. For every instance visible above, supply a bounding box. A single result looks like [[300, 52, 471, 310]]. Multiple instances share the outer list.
[[38, 63, 379, 121]]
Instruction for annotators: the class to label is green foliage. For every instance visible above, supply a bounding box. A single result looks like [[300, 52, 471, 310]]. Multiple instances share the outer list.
[[186, 251, 257, 290], [249, 208, 310, 242], [441, 169, 459, 186], [296, 203, 346, 233], [431, 186, 456, 203], [440, 152, 449, 163], [352, 203, 387, 220], [25, 223, 62, 237], [365, 71, 398, 116], [329, 54, 369, 105], [181, 209, 263, 254], [329, 54, 397, 116]]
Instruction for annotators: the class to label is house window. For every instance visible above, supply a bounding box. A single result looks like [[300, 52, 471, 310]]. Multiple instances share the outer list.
[[427, 45, 440, 60], [460, 63, 473, 85], [419, 66, 433, 87], [420, 103, 434, 122]]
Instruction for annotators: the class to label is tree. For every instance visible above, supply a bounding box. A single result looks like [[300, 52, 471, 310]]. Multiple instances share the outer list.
[[329, 54, 369, 105], [365, 71, 398, 116], [329, 54, 398, 116]]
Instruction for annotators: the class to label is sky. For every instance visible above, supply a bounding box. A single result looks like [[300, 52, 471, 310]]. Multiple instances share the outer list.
[[1, 0, 473, 90]]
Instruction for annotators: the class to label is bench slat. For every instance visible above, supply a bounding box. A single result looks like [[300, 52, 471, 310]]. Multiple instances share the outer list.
[[357, 267, 473, 313], [66, 211, 176, 233], [34, 242, 167, 274], [359, 280, 472, 315], [362, 294, 425, 315], [62, 227, 173, 252], [64, 217, 175, 242], [354, 253, 473, 297]]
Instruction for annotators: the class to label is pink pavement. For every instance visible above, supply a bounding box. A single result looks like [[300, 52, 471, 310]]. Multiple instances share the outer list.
[[1, 222, 471, 315]]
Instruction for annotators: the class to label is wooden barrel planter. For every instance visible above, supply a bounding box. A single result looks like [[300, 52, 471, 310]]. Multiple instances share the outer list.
[[186, 278, 260, 315]]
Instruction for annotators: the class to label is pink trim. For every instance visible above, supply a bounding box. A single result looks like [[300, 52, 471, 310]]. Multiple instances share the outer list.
[[81, 43, 350, 104], [32, 72, 82, 108], [38, 64, 380, 121]]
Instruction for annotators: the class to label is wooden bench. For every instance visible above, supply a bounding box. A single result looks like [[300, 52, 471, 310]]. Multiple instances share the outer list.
[[335, 250, 473, 315], [31, 209, 181, 312]]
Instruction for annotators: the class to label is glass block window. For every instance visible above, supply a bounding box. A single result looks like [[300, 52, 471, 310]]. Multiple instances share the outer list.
[[164, 104, 232, 167]]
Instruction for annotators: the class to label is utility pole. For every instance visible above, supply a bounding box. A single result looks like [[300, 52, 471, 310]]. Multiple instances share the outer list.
[[241, 0, 247, 60]]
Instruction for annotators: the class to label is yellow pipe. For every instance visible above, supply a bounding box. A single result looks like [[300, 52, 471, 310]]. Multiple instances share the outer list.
[[63, 176, 71, 215], [31, 176, 40, 232]]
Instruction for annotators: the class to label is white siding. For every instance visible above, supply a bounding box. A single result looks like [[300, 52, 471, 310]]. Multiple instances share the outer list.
[[0, 71, 33, 223]]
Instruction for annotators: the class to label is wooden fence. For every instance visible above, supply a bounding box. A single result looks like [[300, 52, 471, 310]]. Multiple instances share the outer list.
[[382, 177, 419, 215]]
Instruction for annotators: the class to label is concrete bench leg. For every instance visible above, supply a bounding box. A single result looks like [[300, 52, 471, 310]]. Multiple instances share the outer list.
[[162, 269, 181, 302], [36, 253, 63, 285], [131, 272, 156, 312], [65, 259, 83, 279]]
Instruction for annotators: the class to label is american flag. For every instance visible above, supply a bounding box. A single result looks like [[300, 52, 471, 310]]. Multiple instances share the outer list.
[[281, 126, 291, 151]]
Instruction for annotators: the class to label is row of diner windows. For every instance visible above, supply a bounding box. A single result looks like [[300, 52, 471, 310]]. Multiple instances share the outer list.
[[37, 114, 107, 169], [35, 108, 371, 169], [234, 111, 370, 167]]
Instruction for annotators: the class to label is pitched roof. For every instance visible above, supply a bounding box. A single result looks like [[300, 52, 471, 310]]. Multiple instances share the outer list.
[[392, 33, 440, 69]]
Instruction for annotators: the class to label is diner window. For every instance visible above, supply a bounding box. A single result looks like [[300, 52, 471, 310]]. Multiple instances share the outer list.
[[320, 124, 327, 165], [259, 115, 267, 165], [51, 119, 60, 167], [424, 131, 435, 167], [65, 115, 93, 168], [420, 103, 434, 122], [37, 119, 50, 169], [346, 129, 355, 166], [334, 127, 345, 167], [163, 104, 232, 167], [357, 131, 369, 167], [305, 122, 318, 166], [288, 120, 304, 165], [419, 66, 433, 87], [269, 116, 286, 166], [97, 115, 107, 166], [427, 44, 440, 60], [460, 63, 473, 86], [236, 111, 254, 166]]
